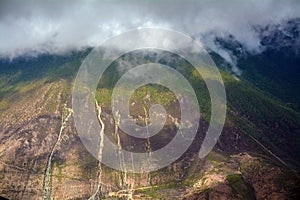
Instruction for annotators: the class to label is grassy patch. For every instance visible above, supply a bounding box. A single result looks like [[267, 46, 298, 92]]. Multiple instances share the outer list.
[[206, 151, 229, 167], [226, 174, 256, 200]]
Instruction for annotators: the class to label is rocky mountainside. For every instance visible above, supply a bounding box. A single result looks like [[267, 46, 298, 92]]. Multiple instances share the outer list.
[[0, 20, 300, 200]]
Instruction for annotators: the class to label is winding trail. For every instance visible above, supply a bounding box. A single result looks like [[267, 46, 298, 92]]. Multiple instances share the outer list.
[[114, 112, 130, 195], [143, 106, 152, 185], [42, 104, 73, 200], [88, 100, 105, 200], [248, 134, 289, 168], [115, 110, 136, 199]]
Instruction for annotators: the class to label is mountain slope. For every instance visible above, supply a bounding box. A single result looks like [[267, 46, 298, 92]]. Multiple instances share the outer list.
[[0, 28, 299, 199]]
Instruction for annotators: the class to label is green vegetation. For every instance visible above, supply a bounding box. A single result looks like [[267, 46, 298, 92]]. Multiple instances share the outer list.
[[238, 51, 300, 111], [206, 151, 229, 167], [136, 183, 177, 199], [226, 174, 256, 200]]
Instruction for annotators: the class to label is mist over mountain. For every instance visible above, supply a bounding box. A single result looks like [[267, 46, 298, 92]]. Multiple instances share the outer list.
[[1, 0, 299, 60]]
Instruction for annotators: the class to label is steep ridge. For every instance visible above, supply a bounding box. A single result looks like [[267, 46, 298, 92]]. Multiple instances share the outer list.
[[0, 40, 299, 199]]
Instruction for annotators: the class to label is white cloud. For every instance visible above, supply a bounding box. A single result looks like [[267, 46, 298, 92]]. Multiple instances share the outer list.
[[0, 0, 299, 61]]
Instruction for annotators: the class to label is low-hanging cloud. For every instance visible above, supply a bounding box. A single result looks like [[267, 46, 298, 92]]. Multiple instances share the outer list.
[[1, 0, 299, 62]]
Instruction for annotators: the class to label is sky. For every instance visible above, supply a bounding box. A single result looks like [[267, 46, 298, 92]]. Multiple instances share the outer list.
[[0, 0, 299, 61]]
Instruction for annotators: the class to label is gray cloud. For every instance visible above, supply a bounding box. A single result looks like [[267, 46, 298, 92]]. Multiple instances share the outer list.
[[0, 0, 299, 61]]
